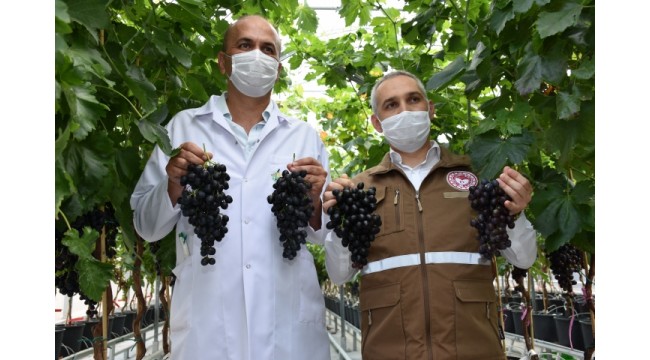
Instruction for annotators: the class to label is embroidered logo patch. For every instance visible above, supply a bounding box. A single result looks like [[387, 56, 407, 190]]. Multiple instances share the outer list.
[[446, 171, 478, 191]]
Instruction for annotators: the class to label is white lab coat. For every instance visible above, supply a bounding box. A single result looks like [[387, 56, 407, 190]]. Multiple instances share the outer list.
[[130, 95, 331, 360]]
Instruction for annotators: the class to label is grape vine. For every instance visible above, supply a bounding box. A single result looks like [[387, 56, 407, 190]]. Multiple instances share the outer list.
[[177, 161, 233, 266], [326, 182, 382, 269], [268, 170, 314, 260], [468, 179, 516, 259]]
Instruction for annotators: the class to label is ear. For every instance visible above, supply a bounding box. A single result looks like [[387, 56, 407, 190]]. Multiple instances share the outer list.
[[276, 61, 283, 80], [370, 114, 383, 133], [428, 100, 435, 120], [217, 51, 227, 75]]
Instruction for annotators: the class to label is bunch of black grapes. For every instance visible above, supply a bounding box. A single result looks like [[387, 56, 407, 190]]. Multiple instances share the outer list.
[[268, 170, 314, 260], [468, 179, 516, 259], [55, 203, 119, 317], [326, 182, 382, 269], [178, 161, 233, 266], [548, 244, 583, 294]]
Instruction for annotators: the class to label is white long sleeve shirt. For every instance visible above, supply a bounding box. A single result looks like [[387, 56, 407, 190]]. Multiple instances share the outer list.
[[324, 141, 537, 285], [130, 94, 331, 360]]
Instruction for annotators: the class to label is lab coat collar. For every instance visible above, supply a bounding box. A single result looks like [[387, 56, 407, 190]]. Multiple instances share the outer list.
[[196, 94, 291, 126]]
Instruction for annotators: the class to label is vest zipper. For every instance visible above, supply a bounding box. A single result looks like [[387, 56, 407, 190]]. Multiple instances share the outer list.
[[415, 191, 423, 212], [394, 189, 401, 228], [416, 195, 433, 360]]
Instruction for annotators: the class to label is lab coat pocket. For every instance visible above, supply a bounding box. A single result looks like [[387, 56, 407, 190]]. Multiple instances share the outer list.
[[297, 254, 326, 325], [170, 258, 193, 336], [268, 155, 293, 177], [360, 282, 405, 359], [454, 279, 502, 358]]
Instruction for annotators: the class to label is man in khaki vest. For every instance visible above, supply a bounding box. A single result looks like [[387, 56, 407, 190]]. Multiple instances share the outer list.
[[323, 70, 537, 360]]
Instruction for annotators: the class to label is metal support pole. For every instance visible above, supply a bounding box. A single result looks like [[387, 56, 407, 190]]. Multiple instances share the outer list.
[[153, 275, 160, 352], [339, 285, 347, 351]]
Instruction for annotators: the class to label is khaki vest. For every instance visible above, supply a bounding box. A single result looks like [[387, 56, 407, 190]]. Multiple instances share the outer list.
[[354, 148, 504, 360]]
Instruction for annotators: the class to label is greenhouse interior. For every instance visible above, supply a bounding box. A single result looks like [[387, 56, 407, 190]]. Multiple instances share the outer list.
[[51, 0, 603, 359]]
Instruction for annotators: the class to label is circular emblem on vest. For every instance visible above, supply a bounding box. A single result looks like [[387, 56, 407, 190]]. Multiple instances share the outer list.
[[446, 171, 478, 191]]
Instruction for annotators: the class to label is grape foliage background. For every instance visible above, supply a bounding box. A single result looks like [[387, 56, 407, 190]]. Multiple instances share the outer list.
[[55, 0, 594, 323]]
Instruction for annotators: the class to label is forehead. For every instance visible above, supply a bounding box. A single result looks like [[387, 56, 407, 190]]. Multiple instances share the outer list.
[[375, 75, 424, 102], [228, 17, 279, 46]]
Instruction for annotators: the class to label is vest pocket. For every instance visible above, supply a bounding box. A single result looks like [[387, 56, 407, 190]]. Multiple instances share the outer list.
[[360, 282, 405, 359], [453, 279, 503, 359], [374, 186, 405, 237]]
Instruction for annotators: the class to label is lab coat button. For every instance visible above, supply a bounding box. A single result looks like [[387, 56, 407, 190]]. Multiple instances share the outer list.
[[245, 264, 251, 269]]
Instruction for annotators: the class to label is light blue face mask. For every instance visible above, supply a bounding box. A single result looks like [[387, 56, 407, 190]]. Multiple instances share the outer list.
[[225, 49, 279, 97], [380, 110, 431, 153]]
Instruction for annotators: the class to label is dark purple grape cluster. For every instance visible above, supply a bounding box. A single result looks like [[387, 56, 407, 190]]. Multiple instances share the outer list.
[[178, 162, 232, 266], [548, 244, 583, 294], [55, 203, 119, 317], [326, 182, 382, 269], [267, 170, 314, 260], [468, 179, 516, 259]]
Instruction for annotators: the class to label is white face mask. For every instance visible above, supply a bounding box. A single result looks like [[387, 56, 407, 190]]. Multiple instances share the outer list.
[[380, 110, 431, 153], [226, 49, 279, 97]]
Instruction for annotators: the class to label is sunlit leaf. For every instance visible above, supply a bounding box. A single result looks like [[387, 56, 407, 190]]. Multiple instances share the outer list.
[[296, 5, 318, 33]]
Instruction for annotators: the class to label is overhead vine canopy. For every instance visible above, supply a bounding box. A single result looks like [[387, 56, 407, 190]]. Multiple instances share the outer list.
[[55, 0, 594, 298]]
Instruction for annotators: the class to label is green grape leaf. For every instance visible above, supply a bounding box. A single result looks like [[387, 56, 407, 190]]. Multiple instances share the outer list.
[[426, 56, 466, 91], [515, 49, 542, 96], [467, 131, 534, 179], [556, 91, 581, 119], [536, 2, 583, 39], [62, 227, 99, 260], [77, 258, 115, 302], [137, 119, 174, 156], [296, 5, 318, 33]]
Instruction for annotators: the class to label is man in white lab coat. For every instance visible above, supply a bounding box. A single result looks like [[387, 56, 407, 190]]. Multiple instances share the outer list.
[[130, 15, 331, 360]]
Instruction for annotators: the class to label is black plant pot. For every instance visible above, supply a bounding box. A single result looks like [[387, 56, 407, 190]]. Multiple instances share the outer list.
[[60, 321, 85, 356], [533, 297, 544, 312], [502, 308, 515, 333], [110, 313, 127, 339], [554, 315, 585, 350], [122, 310, 137, 334], [81, 317, 114, 349], [532, 312, 558, 343], [353, 307, 360, 328], [55, 325, 66, 359], [511, 308, 525, 336], [142, 305, 158, 327], [579, 317, 595, 349]]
